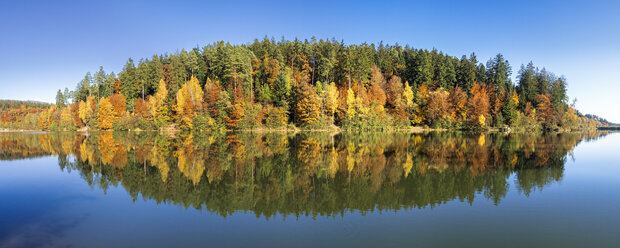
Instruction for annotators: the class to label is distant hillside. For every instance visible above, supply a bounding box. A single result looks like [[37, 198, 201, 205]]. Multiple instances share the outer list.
[[0, 100, 50, 129], [581, 113, 615, 126], [0, 100, 51, 110]]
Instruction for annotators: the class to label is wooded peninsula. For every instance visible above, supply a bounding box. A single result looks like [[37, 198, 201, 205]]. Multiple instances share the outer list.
[[0, 37, 613, 132]]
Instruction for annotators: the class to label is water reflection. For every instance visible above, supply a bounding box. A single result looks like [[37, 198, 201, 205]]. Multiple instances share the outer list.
[[0, 131, 609, 218]]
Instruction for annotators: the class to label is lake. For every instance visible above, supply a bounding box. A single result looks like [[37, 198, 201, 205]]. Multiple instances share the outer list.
[[1, 131, 619, 248]]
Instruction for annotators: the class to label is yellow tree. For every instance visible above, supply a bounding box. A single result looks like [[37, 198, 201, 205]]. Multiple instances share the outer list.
[[176, 76, 204, 129], [79, 96, 96, 126], [411, 84, 429, 125], [78, 100, 87, 124], [403, 83, 414, 109], [346, 87, 357, 119], [149, 79, 169, 122], [60, 106, 73, 128], [324, 82, 338, 122], [97, 98, 114, 129], [511, 91, 520, 107], [295, 82, 321, 126]]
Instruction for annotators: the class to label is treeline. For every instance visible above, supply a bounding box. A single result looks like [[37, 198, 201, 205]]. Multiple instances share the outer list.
[[1, 37, 610, 131], [0, 100, 50, 129], [0, 100, 51, 109], [1, 131, 607, 216]]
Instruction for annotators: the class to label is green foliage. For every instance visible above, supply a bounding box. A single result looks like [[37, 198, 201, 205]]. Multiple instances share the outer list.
[[113, 115, 153, 131], [192, 114, 216, 131], [5, 37, 609, 132], [265, 106, 289, 129]]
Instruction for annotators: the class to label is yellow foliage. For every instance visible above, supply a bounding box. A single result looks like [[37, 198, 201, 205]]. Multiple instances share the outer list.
[[403, 83, 414, 108], [97, 98, 114, 129], [346, 88, 356, 119], [324, 82, 338, 118], [295, 83, 321, 125], [78, 98, 96, 126], [478, 114, 486, 127], [176, 76, 204, 129], [149, 79, 169, 120], [511, 91, 519, 107], [60, 106, 73, 127]]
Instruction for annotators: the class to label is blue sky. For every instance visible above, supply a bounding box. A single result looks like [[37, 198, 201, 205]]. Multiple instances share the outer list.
[[1, 0, 619, 122]]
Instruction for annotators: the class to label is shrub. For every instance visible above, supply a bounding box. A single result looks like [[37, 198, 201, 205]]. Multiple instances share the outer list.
[[113, 116, 153, 131]]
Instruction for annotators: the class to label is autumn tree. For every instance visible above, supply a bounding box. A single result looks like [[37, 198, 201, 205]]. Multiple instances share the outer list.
[[324, 82, 338, 122], [449, 87, 467, 122], [98, 98, 115, 129], [295, 82, 321, 126], [204, 78, 222, 118], [468, 83, 490, 127], [108, 93, 126, 118], [411, 84, 429, 125], [134, 98, 149, 119], [424, 89, 450, 126], [535, 94, 554, 128], [71, 102, 83, 127], [368, 80, 386, 108], [386, 76, 404, 109], [225, 87, 245, 129], [79, 96, 96, 127], [176, 76, 204, 129], [59, 106, 73, 129], [148, 79, 170, 125]]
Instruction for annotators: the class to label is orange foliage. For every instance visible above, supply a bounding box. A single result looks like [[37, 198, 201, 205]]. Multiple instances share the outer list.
[[134, 98, 149, 119], [71, 102, 83, 127], [225, 87, 245, 129], [535, 94, 554, 126], [204, 78, 222, 118], [108, 93, 126, 118], [425, 89, 450, 123], [468, 83, 490, 126], [295, 82, 321, 125], [386, 76, 403, 108], [449, 87, 468, 122], [370, 65, 386, 90], [368, 79, 386, 107]]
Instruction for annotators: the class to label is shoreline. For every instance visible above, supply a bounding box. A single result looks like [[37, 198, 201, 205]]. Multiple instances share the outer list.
[[0, 126, 604, 134]]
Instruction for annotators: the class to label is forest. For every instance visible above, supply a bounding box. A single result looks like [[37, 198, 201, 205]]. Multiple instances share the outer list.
[[0, 37, 612, 131]]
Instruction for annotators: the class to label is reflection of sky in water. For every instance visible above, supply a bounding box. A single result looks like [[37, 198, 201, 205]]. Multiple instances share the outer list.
[[1, 133, 619, 248]]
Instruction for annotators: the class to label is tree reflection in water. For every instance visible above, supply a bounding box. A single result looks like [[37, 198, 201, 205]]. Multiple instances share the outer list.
[[0, 131, 609, 219]]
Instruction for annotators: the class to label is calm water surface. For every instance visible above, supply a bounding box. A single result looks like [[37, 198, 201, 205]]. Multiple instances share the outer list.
[[1, 131, 619, 248]]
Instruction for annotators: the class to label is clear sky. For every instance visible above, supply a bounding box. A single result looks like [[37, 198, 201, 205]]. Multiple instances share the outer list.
[[1, 0, 618, 122]]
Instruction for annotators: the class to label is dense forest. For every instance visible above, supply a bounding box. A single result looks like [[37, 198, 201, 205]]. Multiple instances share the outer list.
[[0, 37, 612, 131], [0, 100, 50, 129], [0, 131, 608, 216]]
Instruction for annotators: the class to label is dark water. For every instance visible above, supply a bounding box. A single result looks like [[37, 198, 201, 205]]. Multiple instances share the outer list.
[[0, 131, 619, 248]]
